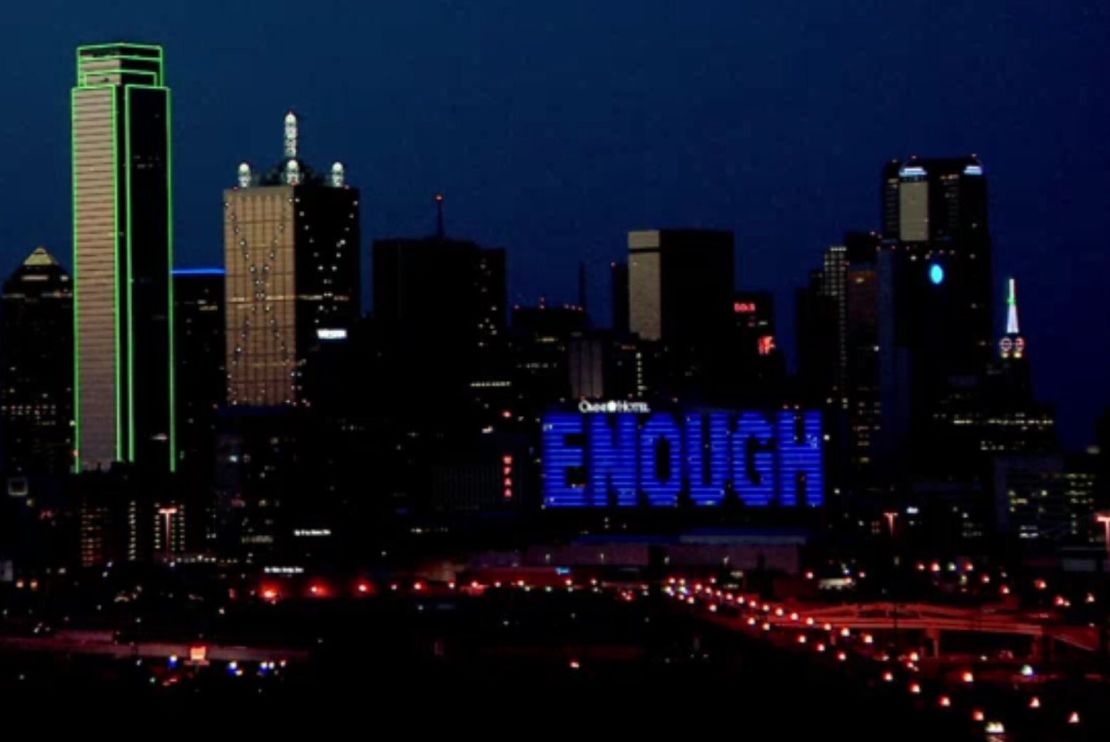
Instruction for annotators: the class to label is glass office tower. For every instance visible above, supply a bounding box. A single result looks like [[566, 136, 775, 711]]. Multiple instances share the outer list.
[[72, 43, 174, 472]]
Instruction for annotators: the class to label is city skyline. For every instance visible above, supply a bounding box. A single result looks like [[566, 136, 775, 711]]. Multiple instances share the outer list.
[[1, 9, 1108, 728], [2, 2, 1109, 447]]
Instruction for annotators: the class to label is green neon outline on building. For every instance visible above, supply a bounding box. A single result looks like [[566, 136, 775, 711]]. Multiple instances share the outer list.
[[69, 87, 79, 472], [72, 42, 174, 471], [166, 85, 177, 472]]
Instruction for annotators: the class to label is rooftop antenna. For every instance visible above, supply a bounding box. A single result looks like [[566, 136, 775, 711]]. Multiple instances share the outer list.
[[999, 277, 1026, 360], [237, 162, 252, 189], [1006, 277, 1020, 335], [435, 193, 445, 238], [283, 110, 298, 159]]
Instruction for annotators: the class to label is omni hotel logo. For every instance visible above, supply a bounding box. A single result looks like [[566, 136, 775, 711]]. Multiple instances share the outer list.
[[578, 400, 652, 414]]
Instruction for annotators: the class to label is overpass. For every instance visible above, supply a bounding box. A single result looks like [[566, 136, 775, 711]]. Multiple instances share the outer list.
[[0, 629, 310, 664], [738, 601, 1103, 655]]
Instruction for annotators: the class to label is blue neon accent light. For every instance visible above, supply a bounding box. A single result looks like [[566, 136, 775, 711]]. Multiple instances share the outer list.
[[542, 413, 585, 507], [899, 165, 927, 178], [685, 413, 730, 507], [778, 411, 824, 507], [172, 267, 226, 276], [929, 263, 945, 285], [733, 412, 776, 507], [640, 414, 683, 506], [542, 409, 824, 508], [588, 414, 638, 506]]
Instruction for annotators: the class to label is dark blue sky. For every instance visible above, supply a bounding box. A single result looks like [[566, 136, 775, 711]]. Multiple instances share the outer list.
[[3, 1, 1109, 447]]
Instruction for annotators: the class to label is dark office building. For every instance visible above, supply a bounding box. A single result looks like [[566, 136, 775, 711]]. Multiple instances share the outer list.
[[76, 467, 183, 566], [72, 43, 174, 472], [174, 269, 224, 473], [510, 303, 589, 412], [225, 111, 361, 408], [610, 260, 629, 334], [991, 454, 1096, 544], [843, 233, 882, 480], [729, 290, 785, 404], [797, 233, 883, 489], [373, 235, 507, 415], [213, 408, 348, 565], [0, 247, 73, 479], [959, 276, 1056, 459], [627, 229, 734, 346], [626, 229, 735, 400], [1096, 409, 1110, 513], [877, 157, 993, 469], [732, 291, 775, 354], [796, 270, 839, 405]]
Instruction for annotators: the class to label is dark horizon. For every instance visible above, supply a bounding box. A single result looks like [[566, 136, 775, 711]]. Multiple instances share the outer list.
[[3, 1, 1109, 447]]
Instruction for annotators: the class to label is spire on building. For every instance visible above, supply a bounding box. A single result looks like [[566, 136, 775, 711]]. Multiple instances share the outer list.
[[283, 110, 298, 159], [1006, 277, 1020, 335], [23, 246, 62, 268], [1000, 277, 1026, 359], [237, 162, 252, 189]]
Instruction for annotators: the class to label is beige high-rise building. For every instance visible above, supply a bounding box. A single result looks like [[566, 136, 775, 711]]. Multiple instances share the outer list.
[[224, 112, 360, 407], [72, 42, 174, 472]]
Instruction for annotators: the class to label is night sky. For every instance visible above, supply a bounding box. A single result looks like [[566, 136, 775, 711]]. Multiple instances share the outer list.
[[3, 1, 1108, 447]]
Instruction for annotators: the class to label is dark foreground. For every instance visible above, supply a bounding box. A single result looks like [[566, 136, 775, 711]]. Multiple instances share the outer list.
[[0, 590, 998, 739]]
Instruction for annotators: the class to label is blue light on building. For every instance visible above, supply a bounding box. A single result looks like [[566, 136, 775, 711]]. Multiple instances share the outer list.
[[172, 267, 226, 277], [542, 409, 824, 508], [929, 263, 945, 285]]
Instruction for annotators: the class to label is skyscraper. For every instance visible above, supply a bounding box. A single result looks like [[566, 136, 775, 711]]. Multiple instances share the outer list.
[[72, 42, 174, 472], [731, 290, 784, 401], [610, 260, 629, 334], [0, 247, 74, 478], [224, 111, 361, 407], [174, 268, 225, 475], [627, 229, 734, 346], [878, 156, 993, 467], [626, 229, 735, 401], [373, 235, 507, 389], [843, 234, 882, 478]]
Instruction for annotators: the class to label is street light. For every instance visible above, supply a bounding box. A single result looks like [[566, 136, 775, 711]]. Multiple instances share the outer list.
[[883, 511, 898, 539], [882, 511, 901, 651], [1095, 512, 1110, 561]]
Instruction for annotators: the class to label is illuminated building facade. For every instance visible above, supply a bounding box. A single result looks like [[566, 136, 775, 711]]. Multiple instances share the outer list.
[[991, 455, 1096, 543], [0, 247, 73, 478], [72, 43, 174, 472], [543, 408, 823, 508], [224, 112, 360, 407]]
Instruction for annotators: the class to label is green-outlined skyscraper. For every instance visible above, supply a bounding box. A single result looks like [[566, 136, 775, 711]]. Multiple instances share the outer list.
[[72, 43, 175, 472]]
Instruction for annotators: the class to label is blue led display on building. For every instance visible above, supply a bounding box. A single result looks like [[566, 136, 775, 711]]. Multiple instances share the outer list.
[[542, 409, 824, 508]]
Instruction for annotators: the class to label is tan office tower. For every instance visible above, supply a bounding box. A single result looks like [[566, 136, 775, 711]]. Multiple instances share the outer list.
[[72, 43, 174, 472], [626, 229, 734, 347], [225, 112, 360, 407]]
